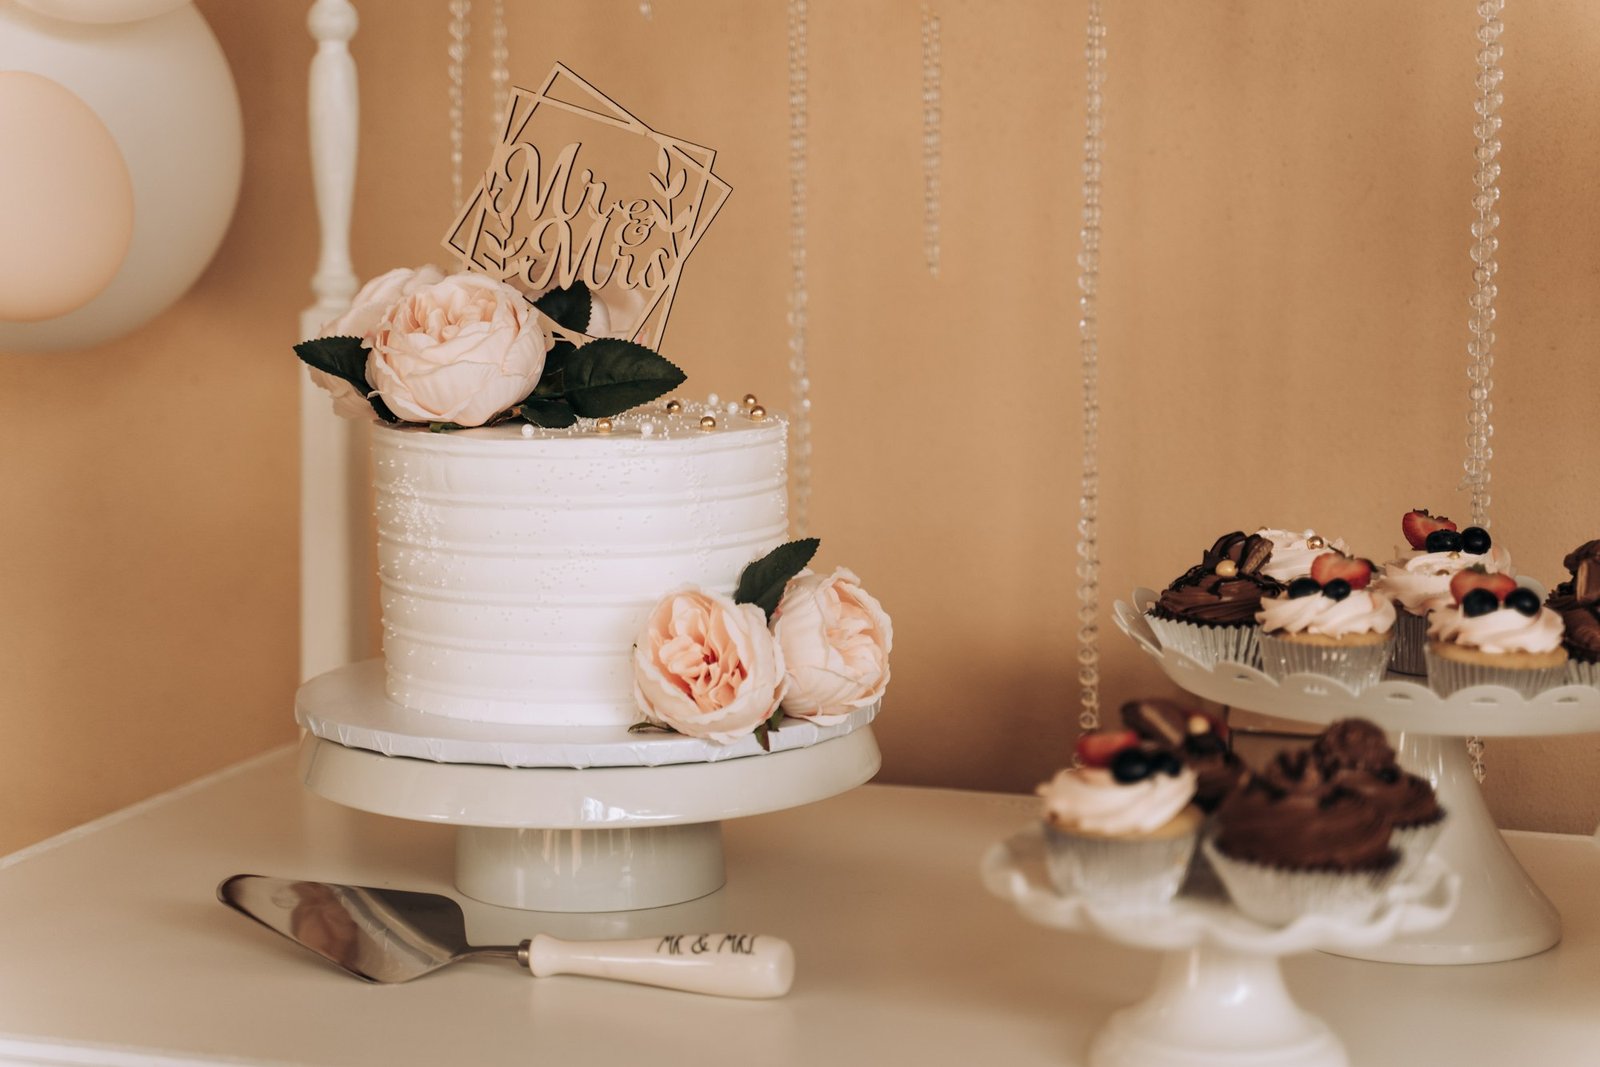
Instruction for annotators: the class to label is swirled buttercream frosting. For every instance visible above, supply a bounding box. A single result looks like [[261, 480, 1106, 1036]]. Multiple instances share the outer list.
[[1377, 545, 1513, 616], [1256, 588, 1396, 638], [1255, 528, 1351, 582], [1213, 768, 1396, 872], [1427, 603, 1564, 655], [1152, 531, 1285, 626], [1312, 720, 1442, 829], [1037, 765, 1198, 837]]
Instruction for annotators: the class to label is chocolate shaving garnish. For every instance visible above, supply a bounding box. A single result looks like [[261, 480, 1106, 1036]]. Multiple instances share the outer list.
[[1237, 533, 1275, 577]]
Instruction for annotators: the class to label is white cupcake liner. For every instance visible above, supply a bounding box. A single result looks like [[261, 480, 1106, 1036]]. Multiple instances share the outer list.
[[1389, 611, 1429, 676], [1423, 648, 1568, 697], [1391, 817, 1446, 884], [1565, 657, 1600, 687], [1144, 613, 1260, 668], [1043, 823, 1198, 910], [1257, 631, 1394, 692], [1200, 838, 1397, 926]]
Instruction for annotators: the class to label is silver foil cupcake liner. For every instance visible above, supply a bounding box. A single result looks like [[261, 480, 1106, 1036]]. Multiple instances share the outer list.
[[1144, 613, 1260, 669], [1043, 823, 1198, 910], [1201, 838, 1396, 926], [1565, 658, 1600, 687], [1423, 648, 1568, 698], [1257, 631, 1394, 693], [1388, 610, 1429, 676]]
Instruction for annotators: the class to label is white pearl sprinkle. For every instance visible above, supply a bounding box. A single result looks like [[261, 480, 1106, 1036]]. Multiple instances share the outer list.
[[707, 392, 721, 406], [726, 401, 740, 413], [640, 421, 655, 437], [520, 423, 534, 438]]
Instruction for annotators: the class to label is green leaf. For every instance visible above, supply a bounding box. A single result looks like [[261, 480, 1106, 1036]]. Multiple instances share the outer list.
[[734, 538, 821, 620], [294, 334, 398, 423], [532, 341, 577, 397], [427, 421, 469, 433], [562, 339, 687, 418], [534, 282, 591, 334], [753, 710, 787, 752], [515, 397, 578, 428]]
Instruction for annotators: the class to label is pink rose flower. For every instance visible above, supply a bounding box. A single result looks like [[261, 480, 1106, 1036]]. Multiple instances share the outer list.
[[772, 568, 893, 724], [307, 265, 445, 421], [633, 589, 787, 744], [366, 272, 547, 427]]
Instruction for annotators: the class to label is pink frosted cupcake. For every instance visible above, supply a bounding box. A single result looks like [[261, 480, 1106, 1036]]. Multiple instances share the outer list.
[[1256, 553, 1396, 692], [1426, 572, 1566, 696], [1375, 509, 1513, 675]]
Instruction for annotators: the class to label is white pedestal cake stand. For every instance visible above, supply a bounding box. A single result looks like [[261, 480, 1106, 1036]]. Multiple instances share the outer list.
[[296, 660, 881, 913], [1116, 589, 1600, 964], [981, 828, 1457, 1067]]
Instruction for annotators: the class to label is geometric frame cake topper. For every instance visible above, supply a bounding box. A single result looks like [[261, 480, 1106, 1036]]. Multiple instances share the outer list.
[[443, 63, 732, 352]]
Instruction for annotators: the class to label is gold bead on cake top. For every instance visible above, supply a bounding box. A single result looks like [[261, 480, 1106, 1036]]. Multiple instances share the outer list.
[[1306, 534, 1326, 549], [665, 399, 683, 414], [699, 414, 717, 431], [742, 393, 759, 408], [1214, 559, 1239, 578], [595, 417, 613, 435], [749, 405, 767, 421]]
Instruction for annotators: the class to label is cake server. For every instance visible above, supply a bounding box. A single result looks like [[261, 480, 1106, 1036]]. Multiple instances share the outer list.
[[216, 875, 793, 997]]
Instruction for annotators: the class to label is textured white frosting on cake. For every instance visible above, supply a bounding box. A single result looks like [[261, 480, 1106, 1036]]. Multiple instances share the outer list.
[[373, 411, 789, 725]]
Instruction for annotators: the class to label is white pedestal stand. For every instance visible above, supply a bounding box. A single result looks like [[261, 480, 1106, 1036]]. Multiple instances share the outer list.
[[982, 829, 1458, 1067], [1115, 590, 1600, 964], [296, 661, 882, 913]]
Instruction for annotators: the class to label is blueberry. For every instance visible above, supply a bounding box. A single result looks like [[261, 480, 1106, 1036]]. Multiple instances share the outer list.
[[1322, 578, 1351, 601], [1288, 577, 1322, 599], [1505, 587, 1541, 617], [1425, 529, 1463, 553], [1462, 588, 1499, 617], [1461, 526, 1492, 554], [1110, 747, 1154, 784], [1149, 750, 1183, 777]]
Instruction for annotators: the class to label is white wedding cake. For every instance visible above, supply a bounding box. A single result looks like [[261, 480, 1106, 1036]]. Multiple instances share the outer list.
[[374, 406, 788, 726]]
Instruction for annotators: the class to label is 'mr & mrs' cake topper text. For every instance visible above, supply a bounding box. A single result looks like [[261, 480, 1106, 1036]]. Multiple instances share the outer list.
[[444, 63, 732, 352]]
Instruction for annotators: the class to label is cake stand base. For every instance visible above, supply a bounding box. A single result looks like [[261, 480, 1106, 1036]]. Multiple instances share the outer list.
[[1321, 731, 1560, 964], [1089, 946, 1344, 1067], [299, 726, 881, 912]]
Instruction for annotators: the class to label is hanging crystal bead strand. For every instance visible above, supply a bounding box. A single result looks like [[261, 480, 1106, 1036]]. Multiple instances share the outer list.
[[920, 5, 942, 278], [1075, 0, 1107, 735], [1464, 0, 1504, 785], [447, 0, 471, 209], [786, 0, 812, 535], [489, 0, 509, 139]]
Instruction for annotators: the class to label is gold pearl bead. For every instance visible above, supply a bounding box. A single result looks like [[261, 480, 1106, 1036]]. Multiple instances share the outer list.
[[595, 417, 613, 435], [1214, 559, 1239, 578], [665, 399, 683, 414], [1306, 535, 1325, 549], [699, 414, 717, 431], [742, 393, 759, 408], [749, 405, 767, 420]]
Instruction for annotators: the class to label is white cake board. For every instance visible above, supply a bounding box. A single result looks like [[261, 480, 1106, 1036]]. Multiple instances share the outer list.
[[296, 664, 882, 912], [1115, 589, 1593, 964]]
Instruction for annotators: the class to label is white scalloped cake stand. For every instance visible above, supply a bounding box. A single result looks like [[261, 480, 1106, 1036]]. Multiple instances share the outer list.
[[1116, 589, 1600, 964], [296, 660, 881, 913], [982, 828, 1458, 1067]]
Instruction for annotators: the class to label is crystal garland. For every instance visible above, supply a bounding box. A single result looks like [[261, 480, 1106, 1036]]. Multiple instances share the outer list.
[[1465, 0, 1504, 785], [920, 5, 942, 278], [447, 0, 471, 209], [786, 0, 812, 535], [1075, 0, 1107, 734], [489, 0, 509, 139]]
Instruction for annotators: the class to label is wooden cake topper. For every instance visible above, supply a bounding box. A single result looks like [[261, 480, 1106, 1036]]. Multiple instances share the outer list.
[[444, 63, 732, 351]]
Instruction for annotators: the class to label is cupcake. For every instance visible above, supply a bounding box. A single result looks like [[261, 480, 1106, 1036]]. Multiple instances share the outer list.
[[1255, 553, 1396, 692], [1254, 527, 1351, 583], [1119, 697, 1244, 813], [1203, 753, 1398, 926], [1545, 539, 1600, 686], [1037, 730, 1203, 909], [1313, 719, 1445, 880], [1375, 509, 1513, 675], [1425, 570, 1567, 696], [1146, 532, 1285, 667]]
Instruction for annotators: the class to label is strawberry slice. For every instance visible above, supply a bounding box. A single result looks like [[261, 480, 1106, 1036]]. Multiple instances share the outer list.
[[1076, 729, 1140, 769], [1309, 552, 1374, 590], [1401, 508, 1457, 550], [1449, 566, 1518, 606]]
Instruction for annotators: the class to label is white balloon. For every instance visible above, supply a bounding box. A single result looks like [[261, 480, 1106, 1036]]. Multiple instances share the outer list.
[[14, 0, 191, 25], [0, 4, 242, 352]]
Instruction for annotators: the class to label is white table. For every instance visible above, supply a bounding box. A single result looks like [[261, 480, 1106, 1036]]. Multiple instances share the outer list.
[[2, 745, 1597, 1066]]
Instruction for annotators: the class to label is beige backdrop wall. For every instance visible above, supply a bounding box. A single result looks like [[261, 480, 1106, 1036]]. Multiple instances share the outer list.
[[3, 0, 1598, 856]]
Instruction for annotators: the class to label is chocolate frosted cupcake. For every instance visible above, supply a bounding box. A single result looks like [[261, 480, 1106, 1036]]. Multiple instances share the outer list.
[[1147, 532, 1284, 668], [1314, 719, 1445, 880], [1202, 752, 1398, 926], [1547, 539, 1600, 686], [1120, 697, 1244, 813]]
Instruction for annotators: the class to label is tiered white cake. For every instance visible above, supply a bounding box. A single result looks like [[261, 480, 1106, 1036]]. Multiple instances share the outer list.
[[372, 408, 789, 726]]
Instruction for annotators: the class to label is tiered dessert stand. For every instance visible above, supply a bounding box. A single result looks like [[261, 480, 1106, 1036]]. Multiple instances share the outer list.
[[982, 828, 1458, 1067], [296, 660, 881, 912], [1115, 588, 1600, 964]]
